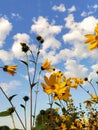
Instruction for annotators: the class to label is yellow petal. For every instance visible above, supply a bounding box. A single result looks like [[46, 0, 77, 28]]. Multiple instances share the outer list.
[[95, 23, 98, 33], [88, 41, 98, 50], [44, 76, 50, 86], [49, 74, 56, 85], [84, 34, 95, 44], [85, 34, 95, 38]]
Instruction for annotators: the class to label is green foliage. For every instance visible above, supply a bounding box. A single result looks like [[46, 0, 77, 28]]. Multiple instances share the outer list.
[[0, 126, 22, 130], [0, 126, 10, 130], [34, 108, 60, 130], [0, 110, 10, 117], [8, 94, 17, 102], [20, 104, 25, 109], [0, 107, 15, 117], [20, 60, 28, 66]]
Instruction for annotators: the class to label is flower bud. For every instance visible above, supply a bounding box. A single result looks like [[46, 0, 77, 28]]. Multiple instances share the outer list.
[[36, 35, 44, 43], [20, 42, 29, 53]]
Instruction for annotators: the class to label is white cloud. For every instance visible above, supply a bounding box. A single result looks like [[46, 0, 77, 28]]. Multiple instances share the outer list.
[[93, 4, 98, 9], [81, 4, 98, 17], [0, 17, 12, 47], [11, 13, 22, 19], [0, 50, 14, 64], [81, 11, 87, 17], [62, 14, 98, 60], [52, 4, 66, 12], [11, 33, 30, 58], [31, 16, 62, 51], [0, 80, 21, 92], [64, 59, 88, 78], [55, 48, 74, 63], [88, 63, 98, 80], [68, 5, 76, 13]]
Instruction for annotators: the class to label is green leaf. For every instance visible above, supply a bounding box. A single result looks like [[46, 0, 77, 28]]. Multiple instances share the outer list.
[[20, 104, 25, 109], [0, 126, 22, 130], [54, 102, 61, 107], [8, 94, 17, 102], [31, 82, 38, 88], [0, 126, 10, 130], [20, 60, 28, 66], [0, 111, 10, 117]]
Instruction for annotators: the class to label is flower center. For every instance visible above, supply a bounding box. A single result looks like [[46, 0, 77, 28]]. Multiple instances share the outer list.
[[95, 35, 98, 40], [51, 85, 56, 90]]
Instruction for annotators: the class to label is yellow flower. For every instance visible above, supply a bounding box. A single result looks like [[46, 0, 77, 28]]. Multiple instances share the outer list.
[[41, 71, 71, 101], [41, 73, 58, 94], [90, 94, 98, 103], [84, 100, 94, 107], [3, 65, 18, 76], [84, 23, 98, 50], [41, 59, 55, 72], [54, 87, 71, 101], [60, 123, 67, 130], [67, 77, 84, 89]]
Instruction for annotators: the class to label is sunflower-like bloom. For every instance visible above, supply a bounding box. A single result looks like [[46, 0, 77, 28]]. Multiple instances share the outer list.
[[3, 65, 18, 76], [41, 73, 58, 94], [41, 71, 71, 100], [66, 77, 84, 89], [41, 59, 55, 72], [84, 23, 98, 50]]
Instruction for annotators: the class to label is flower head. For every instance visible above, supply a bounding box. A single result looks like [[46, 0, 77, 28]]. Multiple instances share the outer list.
[[3, 65, 18, 76], [90, 94, 98, 103], [41, 73, 58, 94], [36, 35, 44, 43], [84, 23, 98, 50], [23, 96, 29, 102], [84, 100, 94, 107], [20, 42, 29, 53], [41, 59, 55, 72]]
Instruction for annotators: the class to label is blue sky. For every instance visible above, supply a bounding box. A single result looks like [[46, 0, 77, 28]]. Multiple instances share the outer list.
[[0, 0, 98, 129]]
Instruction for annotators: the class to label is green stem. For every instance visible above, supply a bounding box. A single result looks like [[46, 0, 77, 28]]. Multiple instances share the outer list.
[[0, 86, 26, 130], [33, 87, 39, 126], [88, 81, 98, 96], [79, 84, 91, 96], [25, 53, 32, 130], [24, 102, 27, 130], [10, 114, 16, 129], [31, 42, 41, 130]]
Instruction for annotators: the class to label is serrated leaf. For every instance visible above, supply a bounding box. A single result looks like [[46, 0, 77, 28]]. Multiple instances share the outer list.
[[20, 60, 28, 66], [20, 104, 25, 109], [8, 94, 17, 102], [0, 111, 10, 117]]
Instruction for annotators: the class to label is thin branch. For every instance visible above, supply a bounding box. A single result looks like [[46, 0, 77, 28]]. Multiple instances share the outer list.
[[0, 86, 26, 130]]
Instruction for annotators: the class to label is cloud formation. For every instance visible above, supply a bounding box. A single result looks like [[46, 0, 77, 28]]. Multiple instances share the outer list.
[[52, 4, 66, 12], [31, 16, 62, 51], [0, 80, 21, 92], [0, 17, 12, 47]]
